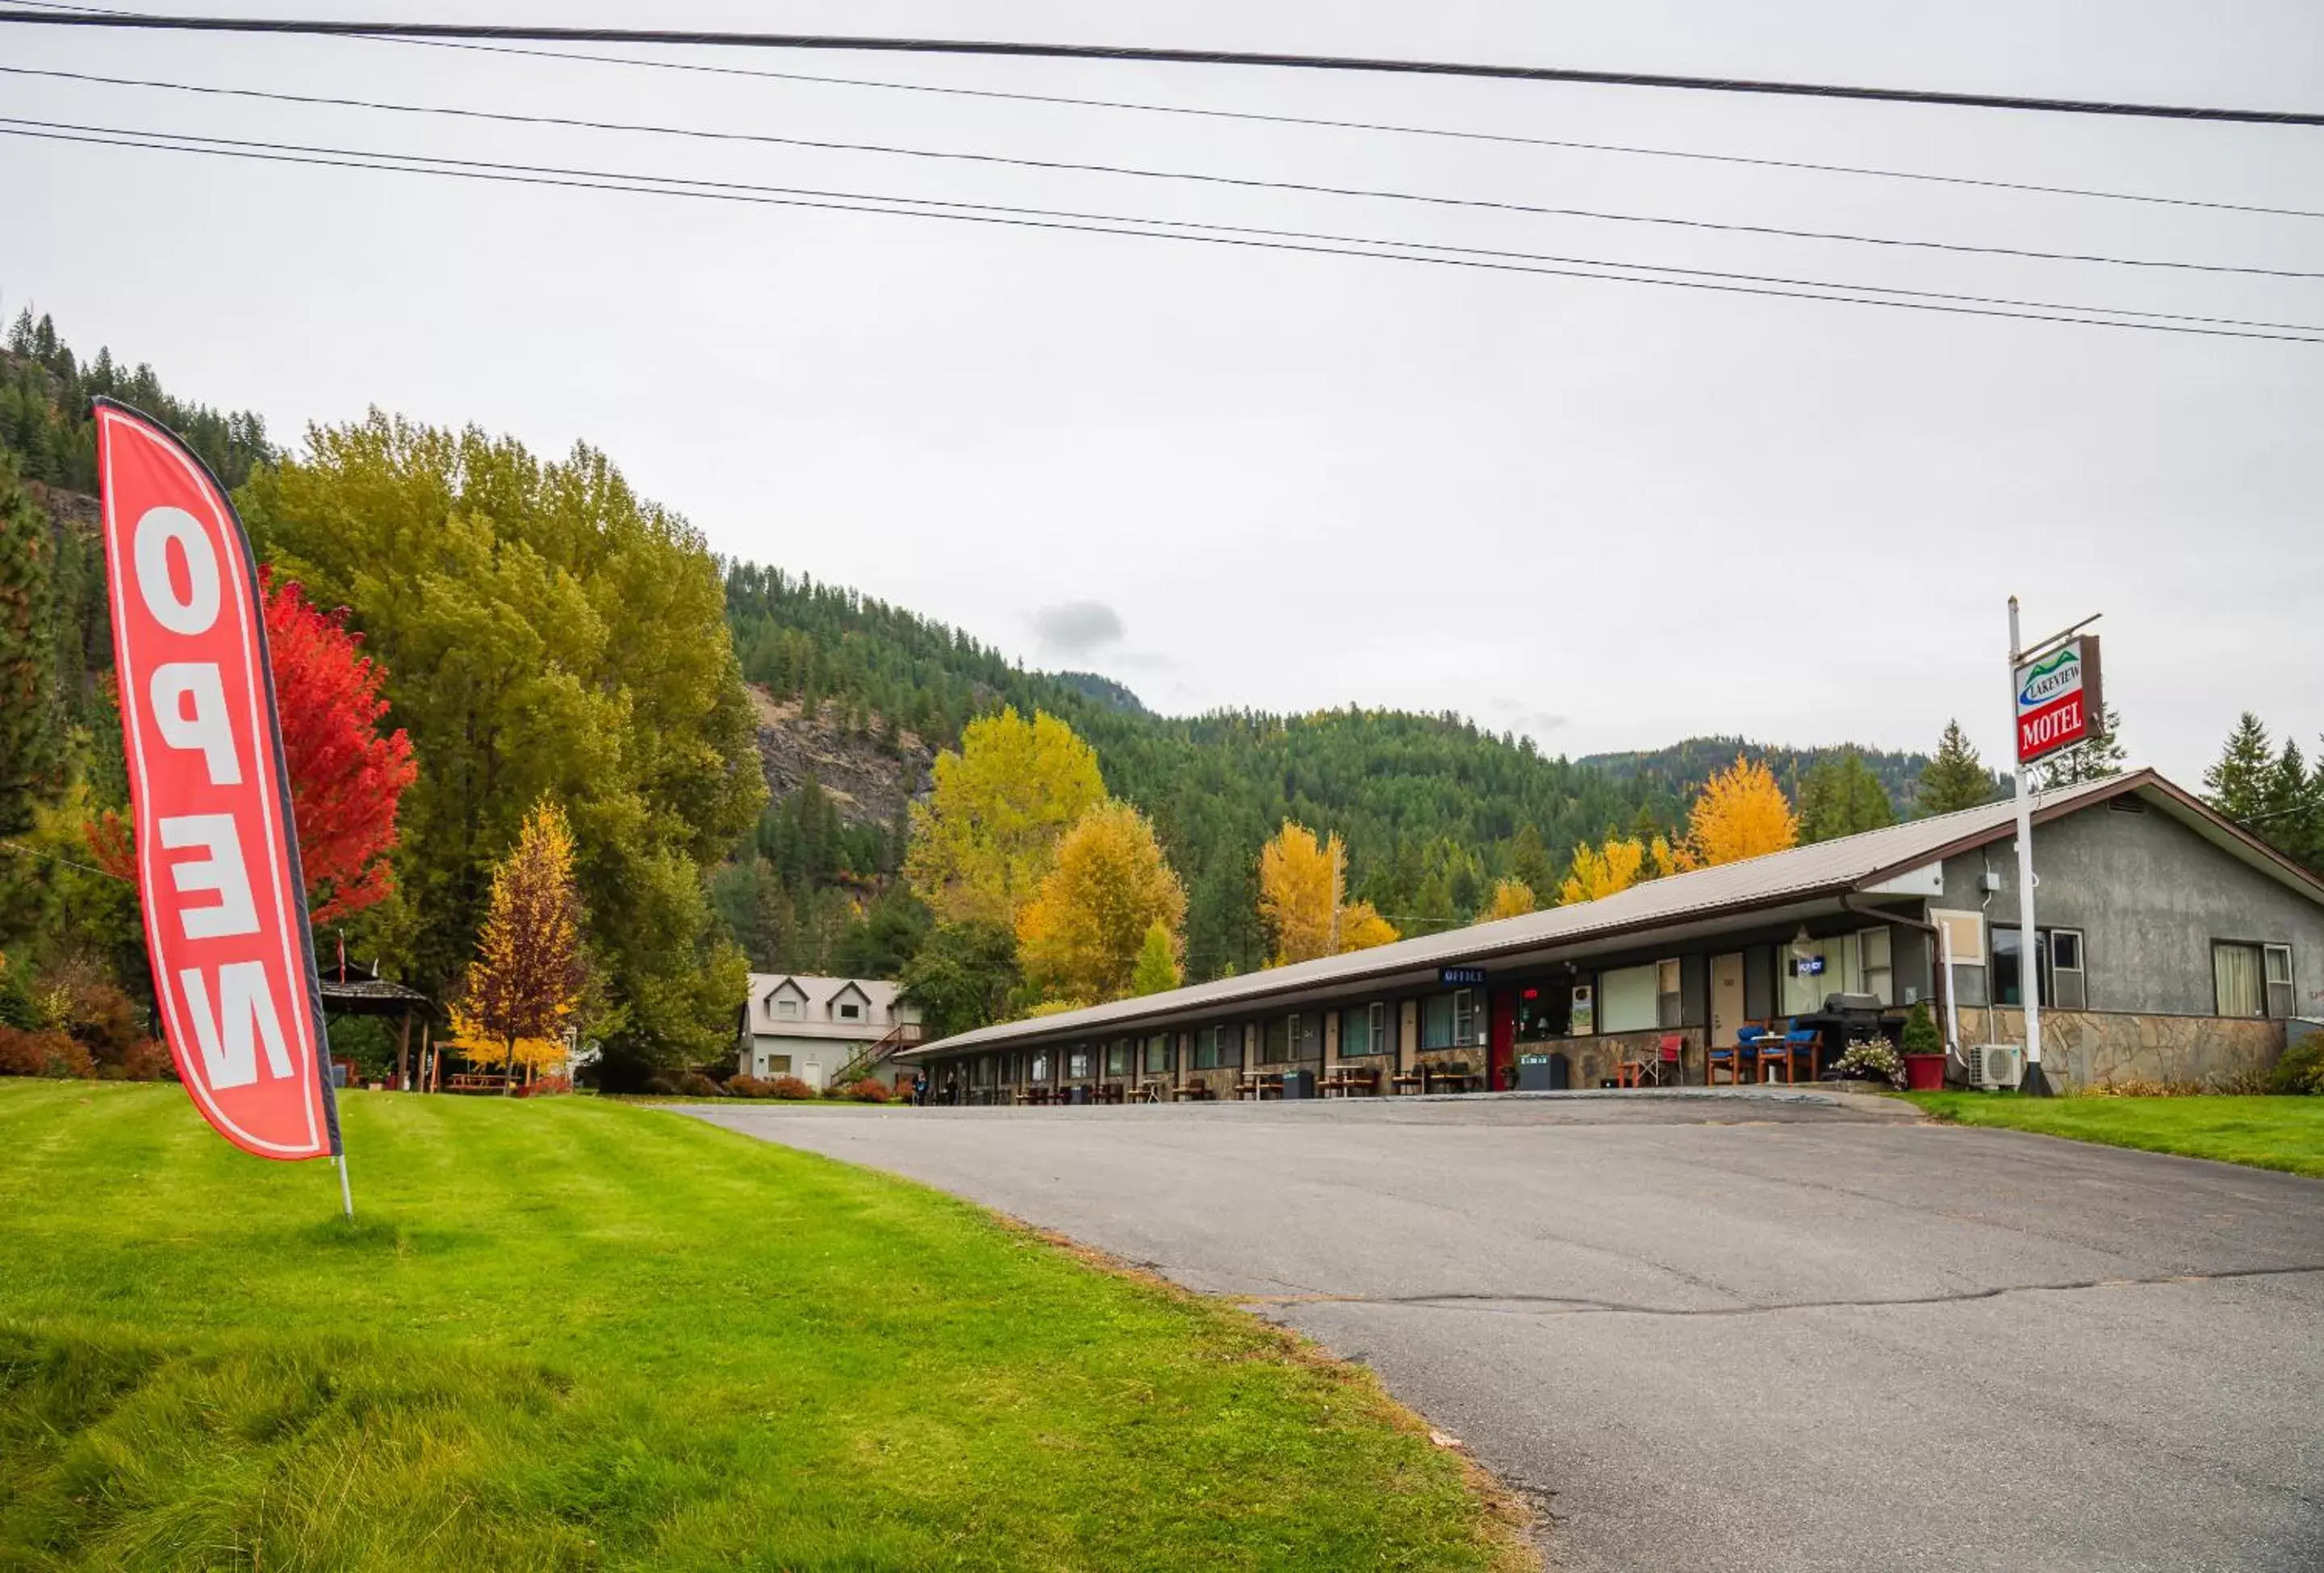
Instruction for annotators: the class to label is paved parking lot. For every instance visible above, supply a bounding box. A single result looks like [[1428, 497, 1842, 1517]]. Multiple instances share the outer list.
[[687, 1090, 2324, 1571]]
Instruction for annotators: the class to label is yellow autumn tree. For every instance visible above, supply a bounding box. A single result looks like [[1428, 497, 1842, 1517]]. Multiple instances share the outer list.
[[1257, 820, 1400, 964], [1558, 835, 1683, 905], [1482, 877, 1538, 921], [904, 707, 1107, 927], [1685, 755, 1799, 867], [449, 797, 590, 1087], [1016, 801, 1188, 1005]]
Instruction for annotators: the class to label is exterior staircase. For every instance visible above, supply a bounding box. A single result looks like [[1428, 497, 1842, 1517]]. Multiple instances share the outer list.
[[831, 1021, 924, 1088]]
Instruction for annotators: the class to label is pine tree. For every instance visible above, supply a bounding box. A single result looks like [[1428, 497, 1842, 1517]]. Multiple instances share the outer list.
[[1797, 749, 1895, 843], [1916, 720, 1994, 816], [2203, 713, 2276, 825], [2033, 702, 2126, 789], [0, 455, 60, 835]]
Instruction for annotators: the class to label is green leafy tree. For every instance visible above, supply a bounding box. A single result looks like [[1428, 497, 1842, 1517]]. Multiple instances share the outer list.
[[1916, 720, 1996, 815], [1797, 749, 1896, 843], [830, 888, 932, 978], [237, 415, 765, 1086], [1129, 919, 1181, 996], [898, 921, 1021, 1039]]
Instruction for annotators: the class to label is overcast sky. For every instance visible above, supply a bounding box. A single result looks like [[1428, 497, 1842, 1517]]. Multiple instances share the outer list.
[[4, 2, 2320, 782]]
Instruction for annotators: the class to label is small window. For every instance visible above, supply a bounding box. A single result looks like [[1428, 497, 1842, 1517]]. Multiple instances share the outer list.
[[1372, 1001, 1395, 1058], [1600, 964, 1658, 1033], [838, 1001, 862, 1021], [1105, 1040, 1128, 1077], [1452, 989, 1481, 1047], [1655, 959, 1683, 1029], [1031, 1052, 1050, 1083], [2050, 928, 2086, 1010], [775, 997, 801, 1020], [1144, 1035, 1170, 1074], [1068, 1049, 1091, 1080], [2212, 942, 2272, 1019], [770, 1054, 792, 1074], [1420, 993, 1457, 1050], [1860, 928, 1894, 1007], [2265, 944, 2294, 1019]]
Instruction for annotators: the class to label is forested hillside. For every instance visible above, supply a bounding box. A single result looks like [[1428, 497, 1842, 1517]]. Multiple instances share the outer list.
[[1582, 734, 2006, 816]]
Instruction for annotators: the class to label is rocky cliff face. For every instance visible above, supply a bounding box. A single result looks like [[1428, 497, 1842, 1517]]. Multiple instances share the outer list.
[[745, 684, 933, 831]]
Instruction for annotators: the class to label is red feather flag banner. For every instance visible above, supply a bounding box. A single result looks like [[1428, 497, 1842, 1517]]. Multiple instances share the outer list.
[[94, 398, 346, 1188]]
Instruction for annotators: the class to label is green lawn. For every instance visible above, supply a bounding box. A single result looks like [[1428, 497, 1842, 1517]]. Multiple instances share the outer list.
[[0, 1083, 1528, 1572], [1905, 1092, 2324, 1178]]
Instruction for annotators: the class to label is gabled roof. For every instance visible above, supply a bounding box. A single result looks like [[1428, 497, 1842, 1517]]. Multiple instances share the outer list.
[[904, 769, 2323, 1058], [742, 974, 909, 1039]]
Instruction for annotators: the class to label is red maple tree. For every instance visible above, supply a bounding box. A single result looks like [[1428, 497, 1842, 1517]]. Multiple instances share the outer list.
[[91, 571, 416, 923]]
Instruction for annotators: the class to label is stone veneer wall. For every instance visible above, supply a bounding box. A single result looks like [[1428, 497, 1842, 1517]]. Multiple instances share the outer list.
[[1962, 1008, 2287, 1090], [1503, 1028, 1704, 1089]]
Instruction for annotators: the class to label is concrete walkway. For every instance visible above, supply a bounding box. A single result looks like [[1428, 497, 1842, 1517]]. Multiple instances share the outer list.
[[684, 1090, 2324, 1571]]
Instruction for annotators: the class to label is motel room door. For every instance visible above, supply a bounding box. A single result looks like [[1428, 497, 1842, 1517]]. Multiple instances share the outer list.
[[1711, 952, 1745, 1048], [1490, 989, 1516, 1090]]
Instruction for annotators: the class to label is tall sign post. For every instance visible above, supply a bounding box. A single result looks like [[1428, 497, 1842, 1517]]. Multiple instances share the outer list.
[[2008, 597, 2103, 1098], [94, 399, 349, 1212]]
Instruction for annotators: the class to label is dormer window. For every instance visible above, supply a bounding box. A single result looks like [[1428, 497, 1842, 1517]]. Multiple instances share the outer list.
[[775, 998, 800, 1020], [838, 1002, 862, 1021]]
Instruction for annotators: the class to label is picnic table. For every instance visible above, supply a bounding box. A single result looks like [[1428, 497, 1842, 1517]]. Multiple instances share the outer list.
[[1237, 1070, 1284, 1100], [1323, 1065, 1379, 1097]]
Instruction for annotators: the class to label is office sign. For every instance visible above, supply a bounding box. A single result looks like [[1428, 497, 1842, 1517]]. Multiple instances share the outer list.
[[1440, 966, 1488, 987], [2013, 635, 2102, 766], [94, 399, 341, 1162]]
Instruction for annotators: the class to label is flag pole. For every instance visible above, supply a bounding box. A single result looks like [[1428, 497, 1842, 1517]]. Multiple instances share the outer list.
[[336, 1151, 355, 1219]]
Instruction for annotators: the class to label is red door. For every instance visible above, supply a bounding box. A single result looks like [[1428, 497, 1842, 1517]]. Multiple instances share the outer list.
[[1490, 989, 1517, 1090]]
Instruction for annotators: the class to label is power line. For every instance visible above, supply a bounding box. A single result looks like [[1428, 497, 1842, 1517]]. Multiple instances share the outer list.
[[14, 65, 2314, 279], [7, 118, 2319, 343], [14, 1, 2321, 220], [2, 10, 2320, 126]]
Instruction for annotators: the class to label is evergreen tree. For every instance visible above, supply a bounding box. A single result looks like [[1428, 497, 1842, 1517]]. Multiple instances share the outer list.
[[1797, 749, 1895, 843], [2032, 702, 2126, 789], [1916, 720, 1996, 815], [0, 455, 60, 835], [2262, 738, 2324, 874], [2203, 713, 2276, 825]]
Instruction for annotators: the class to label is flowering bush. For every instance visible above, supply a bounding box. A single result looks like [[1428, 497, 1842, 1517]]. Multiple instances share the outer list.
[[769, 1075, 816, 1101], [1832, 1037, 1905, 1089], [842, 1077, 892, 1104]]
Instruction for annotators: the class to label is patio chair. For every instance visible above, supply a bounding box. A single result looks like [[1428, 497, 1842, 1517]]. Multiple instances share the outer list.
[[1708, 1027, 1767, 1087]]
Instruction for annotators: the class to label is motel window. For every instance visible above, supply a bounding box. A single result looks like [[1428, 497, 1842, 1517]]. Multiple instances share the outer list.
[[1193, 1025, 1223, 1070], [1106, 1040, 1129, 1077], [769, 1054, 792, 1074], [1655, 959, 1683, 1030], [1993, 927, 2085, 1010], [1515, 985, 1565, 1042], [1419, 993, 1455, 1050], [1145, 1035, 1171, 1074], [1031, 1053, 1050, 1083], [1934, 910, 1987, 1007], [1068, 1048, 1091, 1080], [1262, 1017, 1290, 1064], [1599, 964, 1658, 1035], [1291, 1012, 1322, 1061], [1340, 1002, 1391, 1058], [2213, 942, 2293, 1019]]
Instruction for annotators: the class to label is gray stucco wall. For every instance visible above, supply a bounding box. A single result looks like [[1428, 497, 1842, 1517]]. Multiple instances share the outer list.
[[1937, 797, 2324, 1019]]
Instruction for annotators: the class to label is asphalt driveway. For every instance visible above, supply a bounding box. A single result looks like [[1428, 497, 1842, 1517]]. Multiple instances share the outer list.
[[684, 1090, 2324, 1571]]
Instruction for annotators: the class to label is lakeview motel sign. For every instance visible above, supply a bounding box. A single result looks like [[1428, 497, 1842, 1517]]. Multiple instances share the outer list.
[[94, 400, 346, 1190], [2003, 600, 2103, 1094]]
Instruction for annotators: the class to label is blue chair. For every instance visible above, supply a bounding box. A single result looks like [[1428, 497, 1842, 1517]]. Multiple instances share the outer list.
[[1761, 1025, 1820, 1082], [1710, 1027, 1768, 1086]]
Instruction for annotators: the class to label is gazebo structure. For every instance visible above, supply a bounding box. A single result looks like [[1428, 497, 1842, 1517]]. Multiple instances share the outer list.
[[317, 955, 434, 1090]]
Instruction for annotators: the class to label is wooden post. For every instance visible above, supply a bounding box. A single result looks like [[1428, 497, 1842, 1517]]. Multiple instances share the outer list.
[[396, 1008, 412, 1092]]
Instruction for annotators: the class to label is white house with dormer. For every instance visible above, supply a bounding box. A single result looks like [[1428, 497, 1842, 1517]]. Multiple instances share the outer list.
[[736, 973, 921, 1090]]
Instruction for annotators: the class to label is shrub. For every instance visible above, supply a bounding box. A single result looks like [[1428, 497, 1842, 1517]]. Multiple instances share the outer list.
[[726, 1074, 773, 1098], [1900, 1000, 1942, 1056], [675, 1070, 721, 1099], [0, 1026, 96, 1079], [769, 1075, 815, 1100], [2268, 1032, 2324, 1096], [842, 1077, 892, 1104]]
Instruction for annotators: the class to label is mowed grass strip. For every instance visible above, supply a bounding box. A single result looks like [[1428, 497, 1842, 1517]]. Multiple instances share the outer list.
[[1905, 1091, 2324, 1178], [0, 1083, 1528, 1572]]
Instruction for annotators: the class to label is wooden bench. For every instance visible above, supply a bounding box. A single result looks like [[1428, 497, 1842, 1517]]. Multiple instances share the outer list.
[[1323, 1066, 1380, 1097], [1173, 1079, 1217, 1102], [1237, 1071, 1283, 1100], [446, 1073, 508, 1094]]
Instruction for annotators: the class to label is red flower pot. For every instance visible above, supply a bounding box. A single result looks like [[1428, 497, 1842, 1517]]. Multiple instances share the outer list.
[[1904, 1052, 1947, 1092]]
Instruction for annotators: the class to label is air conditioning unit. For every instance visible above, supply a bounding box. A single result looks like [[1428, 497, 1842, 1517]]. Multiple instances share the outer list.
[[1967, 1043, 2025, 1092]]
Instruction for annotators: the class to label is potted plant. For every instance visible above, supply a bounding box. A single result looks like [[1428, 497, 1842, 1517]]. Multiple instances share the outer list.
[[1900, 1000, 1946, 1091]]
